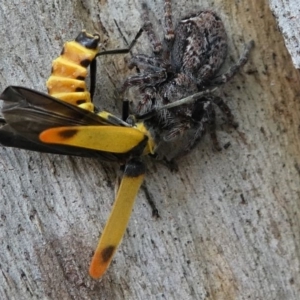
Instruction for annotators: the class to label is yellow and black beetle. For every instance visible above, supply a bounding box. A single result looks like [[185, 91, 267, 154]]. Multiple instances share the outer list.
[[0, 28, 223, 279], [0, 84, 151, 278], [0, 85, 212, 279]]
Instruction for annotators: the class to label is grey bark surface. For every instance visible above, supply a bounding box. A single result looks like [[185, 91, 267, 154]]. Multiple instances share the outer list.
[[0, 0, 299, 299], [269, 0, 300, 68]]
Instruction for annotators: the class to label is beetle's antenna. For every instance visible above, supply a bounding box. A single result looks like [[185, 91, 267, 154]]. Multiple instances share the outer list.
[[136, 88, 217, 120]]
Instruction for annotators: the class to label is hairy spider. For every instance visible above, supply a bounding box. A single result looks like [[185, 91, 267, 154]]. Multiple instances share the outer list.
[[122, 0, 254, 162]]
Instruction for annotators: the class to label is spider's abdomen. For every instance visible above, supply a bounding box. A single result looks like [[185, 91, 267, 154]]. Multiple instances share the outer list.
[[171, 10, 227, 84]]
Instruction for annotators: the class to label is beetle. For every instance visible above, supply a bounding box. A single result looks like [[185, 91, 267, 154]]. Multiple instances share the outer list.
[[0, 84, 212, 278]]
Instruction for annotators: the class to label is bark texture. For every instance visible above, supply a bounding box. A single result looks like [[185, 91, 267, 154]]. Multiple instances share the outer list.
[[0, 0, 299, 299], [269, 0, 300, 68]]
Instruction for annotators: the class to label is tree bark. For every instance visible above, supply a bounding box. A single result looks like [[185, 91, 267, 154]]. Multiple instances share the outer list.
[[269, 0, 300, 68], [0, 0, 299, 299]]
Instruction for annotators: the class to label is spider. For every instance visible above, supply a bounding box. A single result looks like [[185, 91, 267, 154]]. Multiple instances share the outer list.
[[122, 0, 254, 162]]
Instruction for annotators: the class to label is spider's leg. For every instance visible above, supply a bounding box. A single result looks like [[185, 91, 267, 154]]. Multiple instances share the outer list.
[[142, 3, 162, 55], [206, 104, 222, 151], [189, 97, 221, 151], [212, 40, 254, 85], [164, 0, 174, 42], [136, 87, 157, 115], [121, 69, 167, 92], [128, 54, 165, 70], [162, 0, 175, 62], [205, 94, 240, 151], [123, 86, 157, 121], [212, 96, 238, 128]]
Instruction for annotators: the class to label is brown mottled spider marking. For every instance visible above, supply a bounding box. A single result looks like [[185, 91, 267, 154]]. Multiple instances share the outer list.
[[122, 0, 254, 162]]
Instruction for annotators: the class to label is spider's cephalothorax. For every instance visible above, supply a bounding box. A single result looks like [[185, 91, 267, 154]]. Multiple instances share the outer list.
[[122, 0, 254, 161]]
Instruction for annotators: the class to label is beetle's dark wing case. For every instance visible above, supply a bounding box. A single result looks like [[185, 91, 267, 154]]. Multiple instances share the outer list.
[[1, 86, 111, 127], [0, 86, 128, 161]]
